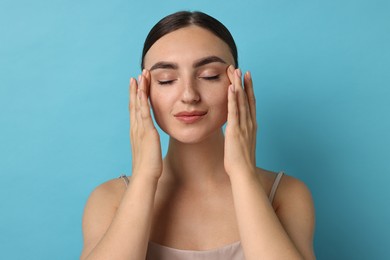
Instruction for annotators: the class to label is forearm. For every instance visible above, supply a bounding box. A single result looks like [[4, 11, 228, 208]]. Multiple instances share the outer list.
[[83, 175, 158, 260], [230, 173, 303, 260]]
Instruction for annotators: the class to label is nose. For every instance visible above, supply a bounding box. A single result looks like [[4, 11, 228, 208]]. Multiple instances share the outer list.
[[181, 80, 200, 104]]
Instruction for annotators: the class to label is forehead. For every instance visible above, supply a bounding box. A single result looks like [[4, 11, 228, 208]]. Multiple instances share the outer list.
[[143, 26, 234, 68]]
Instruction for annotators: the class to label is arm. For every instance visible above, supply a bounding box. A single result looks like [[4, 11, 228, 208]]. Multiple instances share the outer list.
[[273, 175, 316, 259], [80, 70, 162, 260], [224, 67, 315, 259], [229, 172, 315, 260], [80, 176, 158, 260]]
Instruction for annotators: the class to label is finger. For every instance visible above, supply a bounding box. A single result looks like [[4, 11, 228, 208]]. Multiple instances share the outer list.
[[227, 84, 239, 127], [143, 69, 151, 97], [135, 75, 144, 129], [234, 69, 250, 129], [129, 77, 138, 129], [138, 70, 155, 129], [138, 74, 155, 131], [244, 71, 257, 125], [129, 77, 138, 160], [227, 65, 235, 84], [140, 69, 156, 130], [243, 71, 257, 158]]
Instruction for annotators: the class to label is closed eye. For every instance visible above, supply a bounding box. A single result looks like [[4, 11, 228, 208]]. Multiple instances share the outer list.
[[158, 80, 176, 85], [201, 75, 220, 81]]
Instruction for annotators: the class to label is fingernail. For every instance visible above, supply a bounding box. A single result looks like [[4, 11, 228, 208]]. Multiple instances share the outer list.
[[228, 65, 234, 73], [246, 71, 251, 79], [142, 69, 147, 76]]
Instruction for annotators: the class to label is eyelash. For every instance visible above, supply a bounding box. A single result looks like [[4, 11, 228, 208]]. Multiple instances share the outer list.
[[202, 75, 220, 81], [157, 75, 220, 86], [158, 80, 175, 85]]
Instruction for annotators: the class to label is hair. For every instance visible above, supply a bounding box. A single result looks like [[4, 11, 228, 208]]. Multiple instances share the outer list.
[[141, 11, 238, 69]]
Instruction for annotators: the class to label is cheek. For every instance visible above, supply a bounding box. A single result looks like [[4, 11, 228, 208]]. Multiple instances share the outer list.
[[212, 85, 229, 106], [214, 78, 230, 109], [149, 92, 164, 118], [148, 94, 166, 131], [149, 87, 176, 121], [216, 93, 228, 110], [206, 86, 229, 116], [149, 85, 167, 108]]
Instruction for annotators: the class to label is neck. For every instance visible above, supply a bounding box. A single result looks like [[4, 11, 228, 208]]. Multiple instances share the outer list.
[[163, 129, 228, 186]]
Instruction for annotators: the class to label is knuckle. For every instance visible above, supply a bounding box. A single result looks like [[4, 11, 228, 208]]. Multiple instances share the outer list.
[[248, 121, 253, 129], [141, 112, 150, 120]]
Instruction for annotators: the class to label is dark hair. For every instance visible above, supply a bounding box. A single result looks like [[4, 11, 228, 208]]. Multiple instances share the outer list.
[[141, 11, 238, 69]]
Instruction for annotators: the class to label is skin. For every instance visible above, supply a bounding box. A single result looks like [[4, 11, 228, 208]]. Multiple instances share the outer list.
[[80, 26, 316, 260]]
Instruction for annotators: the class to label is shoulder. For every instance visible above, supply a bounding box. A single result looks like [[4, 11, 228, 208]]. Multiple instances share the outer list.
[[274, 173, 315, 234], [81, 177, 130, 257], [257, 169, 315, 258], [255, 168, 313, 209], [82, 176, 130, 229], [255, 168, 285, 199], [87, 177, 128, 206], [276, 175, 316, 258], [273, 173, 313, 212]]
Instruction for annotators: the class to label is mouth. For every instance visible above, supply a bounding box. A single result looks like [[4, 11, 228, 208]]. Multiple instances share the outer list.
[[174, 111, 208, 123]]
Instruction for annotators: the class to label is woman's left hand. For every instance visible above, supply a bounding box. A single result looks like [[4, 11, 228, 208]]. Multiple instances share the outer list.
[[224, 65, 257, 177]]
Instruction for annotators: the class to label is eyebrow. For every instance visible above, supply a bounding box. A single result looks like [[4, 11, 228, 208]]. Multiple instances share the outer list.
[[149, 62, 178, 71], [193, 56, 227, 68], [149, 56, 227, 71]]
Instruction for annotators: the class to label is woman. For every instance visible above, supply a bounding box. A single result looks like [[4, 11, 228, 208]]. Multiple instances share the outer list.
[[80, 11, 315, 260]]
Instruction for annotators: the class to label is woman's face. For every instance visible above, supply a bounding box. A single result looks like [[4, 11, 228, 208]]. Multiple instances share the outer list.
[[143, 25, 235, 143]]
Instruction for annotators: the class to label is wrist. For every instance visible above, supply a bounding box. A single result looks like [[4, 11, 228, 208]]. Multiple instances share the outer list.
[[227, 166, 257, 181], [130, 171, 161, 187], [228, 169, 267, 194]]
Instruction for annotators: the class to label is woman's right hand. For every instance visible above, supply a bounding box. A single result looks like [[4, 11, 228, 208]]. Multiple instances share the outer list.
[[129, 69, 163, 181]]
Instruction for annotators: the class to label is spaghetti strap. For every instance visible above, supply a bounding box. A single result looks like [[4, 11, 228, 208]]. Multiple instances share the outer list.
[[119, 174, 129, 187], [269, 171, 284, 203]]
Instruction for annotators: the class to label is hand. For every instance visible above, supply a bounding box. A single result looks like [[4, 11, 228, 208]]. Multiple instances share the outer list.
[[224, 66, 257, 177], [129, 70, 163, 181]]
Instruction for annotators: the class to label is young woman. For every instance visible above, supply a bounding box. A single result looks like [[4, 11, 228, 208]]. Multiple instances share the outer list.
[[80, 11, 315, 260]]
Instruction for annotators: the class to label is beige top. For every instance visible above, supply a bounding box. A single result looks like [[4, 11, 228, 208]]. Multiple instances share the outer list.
[[119, 171, 285, 260], [146, 240, 244, 260]]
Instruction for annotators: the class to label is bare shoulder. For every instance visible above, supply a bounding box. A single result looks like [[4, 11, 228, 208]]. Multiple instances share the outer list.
[[255, 168, 285, 197], [87, 177, 128, 207], [81, 177, 129, 258], [273, 173, 313, 211], [82, 176, 129, 228], [266, 171, 316, 259], [255, 168, 313, 208]]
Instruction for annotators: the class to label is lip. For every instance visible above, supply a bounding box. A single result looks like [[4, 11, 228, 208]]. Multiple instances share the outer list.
[[174, 111, 207, 123]]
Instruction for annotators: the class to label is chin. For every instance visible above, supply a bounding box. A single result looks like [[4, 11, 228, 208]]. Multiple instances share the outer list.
[[171, 135, 208, 144], [157, 117, 227, 144], [165, 126, 225, 145]]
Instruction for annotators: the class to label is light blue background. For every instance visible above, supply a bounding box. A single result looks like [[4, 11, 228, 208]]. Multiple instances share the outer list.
[[1, 0, 389, 259]]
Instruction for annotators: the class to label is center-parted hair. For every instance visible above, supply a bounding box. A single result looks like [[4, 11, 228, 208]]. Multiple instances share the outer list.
[[141, 11, 238, 69]]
